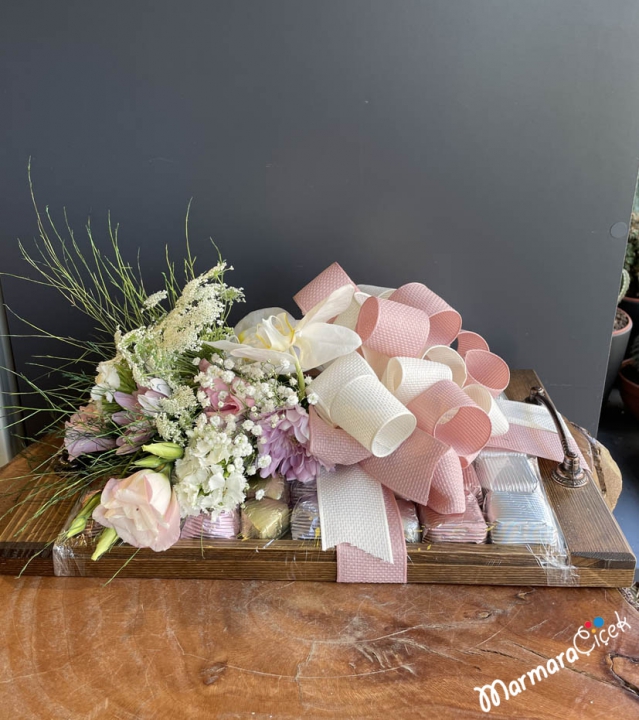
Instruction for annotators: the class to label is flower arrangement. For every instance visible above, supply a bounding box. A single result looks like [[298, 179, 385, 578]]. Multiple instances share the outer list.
[[5, 184, 579, 583], [5, 188, 362, 562]]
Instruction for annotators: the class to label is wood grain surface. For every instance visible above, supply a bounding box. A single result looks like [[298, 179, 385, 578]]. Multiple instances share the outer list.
[[0, 576, 637, 719]]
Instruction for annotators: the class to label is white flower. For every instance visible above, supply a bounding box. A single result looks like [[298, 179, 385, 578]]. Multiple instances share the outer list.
[[173, 420, 250, 519], [286, 394, 299, 406], [143, 290, 168, 309], [205, 472, 226, 495], [255, 489, 265, 501], [251, 425, 263, 437], [307, 392, 319, 405], [157, 386, 198, 428], [242, 419, 255, 431], [115, 266, 244, 390], [224, 471, 248, 506], [197, 390, 211, 408], [208, 285, 361, 371], [97, 360, 121, 388], [247, 465, 257, 476], [257, 455, 271, 469], [224, 358, 235, 370], [90, 359, 121, 403]]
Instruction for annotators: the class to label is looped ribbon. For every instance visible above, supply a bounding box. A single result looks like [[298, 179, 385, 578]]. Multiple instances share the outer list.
[[295, 263, 585, 583]]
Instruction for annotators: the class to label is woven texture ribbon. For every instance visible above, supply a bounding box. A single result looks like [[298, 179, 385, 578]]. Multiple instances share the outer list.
[[294, 263, 583, 583]]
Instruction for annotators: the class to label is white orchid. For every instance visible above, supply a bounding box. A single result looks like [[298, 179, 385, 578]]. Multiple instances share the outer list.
[[208, 285, 362, 372]]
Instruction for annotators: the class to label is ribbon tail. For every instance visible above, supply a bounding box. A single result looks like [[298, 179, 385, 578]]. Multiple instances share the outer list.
[[486, 399, 587, 466], [336, 487, 407, 583], [317, 466, 393, 563]]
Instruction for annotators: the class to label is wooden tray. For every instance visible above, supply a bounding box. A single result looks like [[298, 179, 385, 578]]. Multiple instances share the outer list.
[[0, 370, 635, 586]]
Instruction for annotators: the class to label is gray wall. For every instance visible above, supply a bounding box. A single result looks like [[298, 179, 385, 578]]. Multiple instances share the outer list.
[[2, 0, 639, 434]]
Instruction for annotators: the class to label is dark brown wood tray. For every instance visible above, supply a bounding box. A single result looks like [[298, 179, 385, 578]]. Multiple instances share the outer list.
[[0, 370, 635, 585]]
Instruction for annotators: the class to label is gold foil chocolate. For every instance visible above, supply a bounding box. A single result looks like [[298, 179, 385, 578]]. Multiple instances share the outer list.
[[240, 498, 290, 539], [246, 475, 290, 503]]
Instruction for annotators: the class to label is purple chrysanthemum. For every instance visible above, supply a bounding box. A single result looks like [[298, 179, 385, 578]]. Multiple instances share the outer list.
[[257, 406, 332, 483]]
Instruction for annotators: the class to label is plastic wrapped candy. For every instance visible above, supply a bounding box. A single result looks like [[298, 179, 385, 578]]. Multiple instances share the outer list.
[[418, 493, 488, 544], [290, 479, 317, 505], [246, 475, 290, 504], [240, 498, 290, 539], [291, 494, 321, 541], [395, 497, 421, 543], [462, 465, 483, 503], [485, 489, 559, 545], [474, 450, 539, 493], [180, 507, 240, 540]]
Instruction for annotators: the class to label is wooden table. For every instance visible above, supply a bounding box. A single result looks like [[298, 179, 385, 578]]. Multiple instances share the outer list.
[[1, 367, 638, 718], [1, 576, 638, 718]]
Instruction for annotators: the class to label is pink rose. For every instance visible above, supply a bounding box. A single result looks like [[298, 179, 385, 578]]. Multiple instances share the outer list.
[[92, 470, 181, 551], [199, 360, 255, 416]]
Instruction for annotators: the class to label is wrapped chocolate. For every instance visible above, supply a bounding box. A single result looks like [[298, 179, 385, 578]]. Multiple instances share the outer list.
[[240, 498, 290, 539], [180, 508, 240, 540], [291, 494, 321, 541], [474, 450, 540, 493], [290, 479, 317, 505], [485, 489, 558, 545], [462, 465, 483, 503], [246, 475, 290, 504], [395, 497, 421, 543], [418, 493, 488, 544]]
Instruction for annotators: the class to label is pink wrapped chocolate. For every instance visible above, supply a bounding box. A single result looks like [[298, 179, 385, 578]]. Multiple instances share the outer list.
[[463, 465, 483, 503], [418, 493, 487, 544], [180, 508, 240, 540]]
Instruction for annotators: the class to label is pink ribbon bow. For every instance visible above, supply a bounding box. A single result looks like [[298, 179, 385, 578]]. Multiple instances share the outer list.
[[295, 263, 584, 583]]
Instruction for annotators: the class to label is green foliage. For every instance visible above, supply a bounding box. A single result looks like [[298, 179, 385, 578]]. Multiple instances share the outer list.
[[619, 268, 631, 305], [623, 213, 639, 298]]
